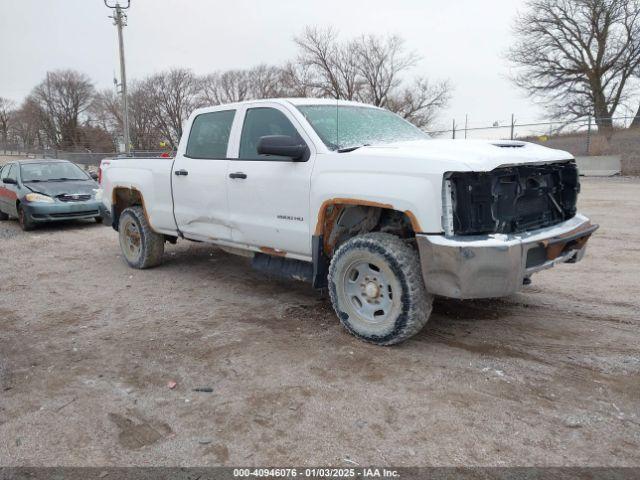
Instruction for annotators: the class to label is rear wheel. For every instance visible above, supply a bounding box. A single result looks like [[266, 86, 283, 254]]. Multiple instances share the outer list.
[[118, 206, 164, 269], [328, 232, 432, 345], [17, 205, 35, 231]]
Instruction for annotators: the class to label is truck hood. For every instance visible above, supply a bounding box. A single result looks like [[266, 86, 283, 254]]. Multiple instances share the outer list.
[[349, 139, 574, 171]]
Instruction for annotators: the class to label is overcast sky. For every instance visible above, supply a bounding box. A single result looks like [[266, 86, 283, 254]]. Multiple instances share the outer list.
[[0, 0, 543, 131]]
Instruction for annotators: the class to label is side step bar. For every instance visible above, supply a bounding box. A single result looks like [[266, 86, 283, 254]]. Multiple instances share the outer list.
[[251, 253, 313, 283]]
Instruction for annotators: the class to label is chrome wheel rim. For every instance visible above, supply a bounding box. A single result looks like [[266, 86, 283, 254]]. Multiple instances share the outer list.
[[341, 259, 397, 324], [121, 217, 142, 262]]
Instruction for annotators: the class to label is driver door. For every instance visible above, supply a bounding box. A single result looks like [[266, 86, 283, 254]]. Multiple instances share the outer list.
[[226, 103, 316, 258]]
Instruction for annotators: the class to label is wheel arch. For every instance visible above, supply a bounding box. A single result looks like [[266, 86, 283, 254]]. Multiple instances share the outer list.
[[111, 186, 149, 231], [311, 198, 423, 289], [314, 198, 422, 257]]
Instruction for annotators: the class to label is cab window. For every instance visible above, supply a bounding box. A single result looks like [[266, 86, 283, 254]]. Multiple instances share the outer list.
[[185, 110, 236, 159], [239, 107, 304, 160]]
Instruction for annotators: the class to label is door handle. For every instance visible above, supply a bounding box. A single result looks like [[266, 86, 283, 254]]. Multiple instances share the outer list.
[[229, 172, 247, 179], [174, 169, 189, 176]]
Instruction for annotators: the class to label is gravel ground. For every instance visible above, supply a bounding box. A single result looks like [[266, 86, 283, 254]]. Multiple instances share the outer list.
[[0, 177, 638, 467]]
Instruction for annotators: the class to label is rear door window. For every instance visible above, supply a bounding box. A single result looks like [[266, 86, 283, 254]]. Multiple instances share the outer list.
[[185, 110, 236, 159]]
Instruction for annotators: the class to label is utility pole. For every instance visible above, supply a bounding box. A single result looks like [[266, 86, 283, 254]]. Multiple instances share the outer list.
[[105, 0, 131, 155], [586, 115, 592, 155], [510, 113, 515, 140]]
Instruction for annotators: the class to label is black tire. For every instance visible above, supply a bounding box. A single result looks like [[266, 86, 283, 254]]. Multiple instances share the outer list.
[[95, 216, 103, 224], [118, 206, 164, 269], [328, 232, 432, 345], [0, 209, 8, 221], [17, 205, 35, 231]]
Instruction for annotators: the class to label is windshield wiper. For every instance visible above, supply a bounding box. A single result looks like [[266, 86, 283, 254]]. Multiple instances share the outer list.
[[46, 177, 81, 182], [337, 144, 370, 153], [24, 179, 43, 183]]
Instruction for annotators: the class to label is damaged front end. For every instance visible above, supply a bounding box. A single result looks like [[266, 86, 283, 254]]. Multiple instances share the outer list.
[[445, 161, 579, 236], [416, 161, 597, 299]]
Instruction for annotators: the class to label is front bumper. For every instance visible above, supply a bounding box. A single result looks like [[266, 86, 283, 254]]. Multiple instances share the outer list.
[[416, 214, 597, 299], [23, 201, 102, 223]]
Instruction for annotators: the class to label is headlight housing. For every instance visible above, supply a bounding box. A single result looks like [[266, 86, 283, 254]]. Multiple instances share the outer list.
[[441, 177, 454, 236], [25, 193, 54, 203]]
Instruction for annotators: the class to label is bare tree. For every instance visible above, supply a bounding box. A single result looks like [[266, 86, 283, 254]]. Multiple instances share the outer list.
[[144, 68, 201, 147], [0, 97, 16, 147], [89, 89, 121, 133], [354, 34, 418, 107], [250, 64, 286, 99], [200, 64, 286, 106], [128, 82, 163, 150], [201, 70, 250, 105], [10, 98, 47, 149], [295, 27, 361, 100], [293, 27, 451, 128], [386, 78, 452, 129], [279, 62, 318, 97], [508, 0, 640, 129], [91, 83, 161, 150], [31, 70, 96, 148]]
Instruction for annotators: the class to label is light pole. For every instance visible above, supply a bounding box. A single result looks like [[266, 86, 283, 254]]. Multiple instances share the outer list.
[[105, 0, 131, 155]]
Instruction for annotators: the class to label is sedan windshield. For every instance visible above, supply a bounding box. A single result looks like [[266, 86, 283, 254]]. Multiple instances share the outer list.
[[296, 105, 428, 151], [21, 162, 90, 182]]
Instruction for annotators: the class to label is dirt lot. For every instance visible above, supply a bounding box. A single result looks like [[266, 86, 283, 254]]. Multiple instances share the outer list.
[[0, 177, 639, 467]]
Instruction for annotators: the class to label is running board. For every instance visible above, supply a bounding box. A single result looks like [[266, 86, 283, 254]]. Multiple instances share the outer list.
[[251, 253, 313, 283]]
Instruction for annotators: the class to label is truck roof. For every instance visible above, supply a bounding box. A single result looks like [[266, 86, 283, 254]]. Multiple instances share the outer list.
[[192, 97, 379, 115], [283, 98, 378, 107]]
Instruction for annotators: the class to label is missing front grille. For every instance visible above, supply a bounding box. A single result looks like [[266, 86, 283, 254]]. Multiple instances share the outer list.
[[449, 161, 579, 235]]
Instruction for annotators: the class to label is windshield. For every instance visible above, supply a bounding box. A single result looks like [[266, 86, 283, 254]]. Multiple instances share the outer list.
[[296, 105, 428, 151], [20, 162, 90, 182]]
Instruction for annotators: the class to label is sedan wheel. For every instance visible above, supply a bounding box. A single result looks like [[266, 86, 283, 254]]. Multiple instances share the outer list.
[[18, 205, 35, 231]]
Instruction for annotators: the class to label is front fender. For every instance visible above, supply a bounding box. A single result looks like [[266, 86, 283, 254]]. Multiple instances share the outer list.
[[310, 170, 443, 234]]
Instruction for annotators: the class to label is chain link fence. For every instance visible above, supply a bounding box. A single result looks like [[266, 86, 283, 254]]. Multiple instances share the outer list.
[[427, 115, 638, 156], [0, 145, 167, 167]]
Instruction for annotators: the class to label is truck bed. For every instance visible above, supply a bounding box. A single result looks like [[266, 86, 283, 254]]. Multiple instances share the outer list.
[[100, 157, 178, 235]]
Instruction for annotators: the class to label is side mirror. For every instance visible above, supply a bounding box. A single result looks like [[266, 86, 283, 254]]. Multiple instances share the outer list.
[[257, 135, 307, 161], [89, 172, 99, 181], [2, 177, 16, 185]]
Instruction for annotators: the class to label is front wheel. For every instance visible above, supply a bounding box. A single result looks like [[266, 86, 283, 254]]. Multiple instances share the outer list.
[[17, 205, 35, 231], [0, 209, 8, 221], [118, 206, 164, 269], [328, 232, 433, 346]]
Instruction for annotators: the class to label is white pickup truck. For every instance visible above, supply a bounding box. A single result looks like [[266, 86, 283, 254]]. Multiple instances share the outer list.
[[99, 98, 597, 345]]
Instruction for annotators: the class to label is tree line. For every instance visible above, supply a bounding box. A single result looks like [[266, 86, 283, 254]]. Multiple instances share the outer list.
[[4, 1, 640, 153], [0, 27, 451, 152]]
